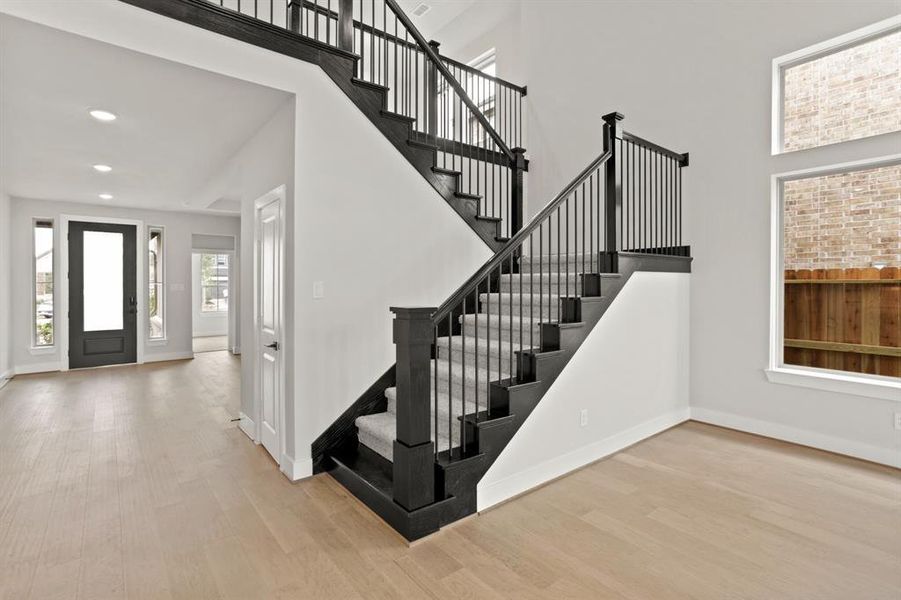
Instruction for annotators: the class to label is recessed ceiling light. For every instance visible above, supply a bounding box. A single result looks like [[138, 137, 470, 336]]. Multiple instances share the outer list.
[[99, 193, 113, 200], [93, 164, 112, 173], [89, 109, 117, 122], [411, 3, 431, 16]]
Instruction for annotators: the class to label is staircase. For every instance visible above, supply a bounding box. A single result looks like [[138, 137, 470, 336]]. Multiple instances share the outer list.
[[128, 0, 693, 541]]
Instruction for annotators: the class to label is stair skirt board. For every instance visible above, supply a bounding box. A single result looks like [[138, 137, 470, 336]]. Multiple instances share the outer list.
[[328, 251, 691, 540]]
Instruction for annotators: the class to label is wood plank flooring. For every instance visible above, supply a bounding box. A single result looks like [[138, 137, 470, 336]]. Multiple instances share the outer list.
[[1, 352, 899, 599]]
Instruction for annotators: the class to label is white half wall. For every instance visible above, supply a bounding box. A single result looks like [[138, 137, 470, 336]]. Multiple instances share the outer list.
[[8, 198, 240, 372], [478, 272, 691, 511], [0, 193, 11, 385]]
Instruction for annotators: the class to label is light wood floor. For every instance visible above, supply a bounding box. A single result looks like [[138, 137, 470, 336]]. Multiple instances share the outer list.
[[1, 353, 899, 599]]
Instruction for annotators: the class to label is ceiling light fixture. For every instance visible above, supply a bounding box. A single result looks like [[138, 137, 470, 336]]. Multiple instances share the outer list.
[[89, 109, 117, 122], [93, 164, 112, 173], [99, 193, 113, 200], [411, 3, 431, 17]]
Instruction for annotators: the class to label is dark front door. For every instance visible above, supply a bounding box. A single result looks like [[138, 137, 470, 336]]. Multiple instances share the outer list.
[[68, 221, 138, 369]]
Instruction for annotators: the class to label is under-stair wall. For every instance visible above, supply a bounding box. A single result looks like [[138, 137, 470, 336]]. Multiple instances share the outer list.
[[477, 269, 690, 510]]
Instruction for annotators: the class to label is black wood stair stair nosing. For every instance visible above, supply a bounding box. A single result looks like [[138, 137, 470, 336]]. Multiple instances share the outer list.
[[455, 191, 482, 201], [431, 166, 461, 177], [351, 77, 389, 93], [379, 109, 416, 124]]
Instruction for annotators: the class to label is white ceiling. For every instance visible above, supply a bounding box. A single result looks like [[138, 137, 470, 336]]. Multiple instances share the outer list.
[[0, 15, 292, 213], [397, 0, 477, 40]]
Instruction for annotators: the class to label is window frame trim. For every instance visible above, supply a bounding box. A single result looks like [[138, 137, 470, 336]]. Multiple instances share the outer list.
[[147, 225, 167, 344], [31, 217, 55, 350], [767, 153, 901, 401], [770, 15, 901, 156]]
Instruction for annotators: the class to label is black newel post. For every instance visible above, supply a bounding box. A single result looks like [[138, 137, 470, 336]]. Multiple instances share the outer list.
[[427, 40, 440, 138], [602, 112, 624, 272], [337, 0, 354, 52], [390, 307, 436, 511], [510, 147, 527, 235]]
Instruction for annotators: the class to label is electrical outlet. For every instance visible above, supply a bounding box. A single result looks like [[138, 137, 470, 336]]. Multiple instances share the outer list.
[[580, 409, 588, 427], [312, 281, 324, 299], [894, 412, 901, 431]]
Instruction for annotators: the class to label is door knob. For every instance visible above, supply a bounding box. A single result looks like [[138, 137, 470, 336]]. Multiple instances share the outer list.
[[265, 342, 279, 351]]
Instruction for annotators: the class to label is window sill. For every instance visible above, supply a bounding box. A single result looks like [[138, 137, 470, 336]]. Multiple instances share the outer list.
[[147, 338, 168, 346], [29, 346, 56, 356], [765, 366, 901, 401]]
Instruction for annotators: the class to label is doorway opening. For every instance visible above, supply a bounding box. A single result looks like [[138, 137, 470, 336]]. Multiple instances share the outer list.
[[192, 250, 232, 354]]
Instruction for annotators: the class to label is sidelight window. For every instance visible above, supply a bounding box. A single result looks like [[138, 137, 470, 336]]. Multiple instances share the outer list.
[[32, 219, 54, 347]]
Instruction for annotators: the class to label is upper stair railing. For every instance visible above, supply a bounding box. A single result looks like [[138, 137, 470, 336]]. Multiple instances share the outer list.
[[203, 0, 528, 239], [349, 0, 527, 238], [388, 112, 689, 511]]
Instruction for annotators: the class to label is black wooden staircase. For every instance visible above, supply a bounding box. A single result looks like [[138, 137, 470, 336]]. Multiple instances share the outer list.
[[319, 111, 692, 539], [127, 0, 693, 541]]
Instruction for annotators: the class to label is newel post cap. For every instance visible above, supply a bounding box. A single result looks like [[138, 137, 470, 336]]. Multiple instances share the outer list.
[[602, 112, 625, 125]]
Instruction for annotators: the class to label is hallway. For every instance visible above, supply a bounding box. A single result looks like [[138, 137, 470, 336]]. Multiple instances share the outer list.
[[1, 354, 899, 599]]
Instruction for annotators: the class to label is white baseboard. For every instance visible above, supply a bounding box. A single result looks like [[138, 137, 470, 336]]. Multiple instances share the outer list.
[[477, 407, 691, 512], [14, 361, 62, 375], [690, 407, 900, 469], [238, 412, 257, 442], [143, 351, 194, 363], [280, 453, 313, 482]]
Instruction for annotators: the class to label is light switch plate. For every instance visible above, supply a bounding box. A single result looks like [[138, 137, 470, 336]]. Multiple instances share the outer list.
[[313, 281, 325, 299]]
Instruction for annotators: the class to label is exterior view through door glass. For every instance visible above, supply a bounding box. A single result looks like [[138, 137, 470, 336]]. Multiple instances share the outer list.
[[68, 221, 137, 368]]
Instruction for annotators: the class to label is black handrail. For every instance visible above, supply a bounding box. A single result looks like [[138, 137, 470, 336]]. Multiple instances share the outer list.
[[622, 131, 688, 165], [383, 0, 515, 163], [432, 149, 612, 323]]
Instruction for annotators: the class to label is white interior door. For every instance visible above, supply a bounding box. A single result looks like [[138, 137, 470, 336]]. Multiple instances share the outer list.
[[256, 194, 283, 463]]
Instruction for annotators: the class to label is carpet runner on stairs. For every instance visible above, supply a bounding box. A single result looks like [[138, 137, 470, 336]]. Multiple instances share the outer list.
[[355, 251, 589, 462]]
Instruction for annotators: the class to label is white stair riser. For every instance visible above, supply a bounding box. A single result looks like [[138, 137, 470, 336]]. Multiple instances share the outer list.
[[460, 320, 541, 344], [519, 255, 599, 271], [481, 297, 560, 320]]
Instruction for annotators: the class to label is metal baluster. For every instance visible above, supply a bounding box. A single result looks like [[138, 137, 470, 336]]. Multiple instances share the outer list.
[[589, 174, 594, 272], [461, 296, 466, 453], [447, 313, 452, 457], [529, 234, 534, 355], [434, 324, 438, 458]]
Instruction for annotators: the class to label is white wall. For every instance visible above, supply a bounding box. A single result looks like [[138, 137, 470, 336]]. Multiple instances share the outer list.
[[0, 193, 11, 384], [8, 198, 240, 371], [191, 253, 230, 337], [479, 272, 690, 510], [436, 1, 901, 466]]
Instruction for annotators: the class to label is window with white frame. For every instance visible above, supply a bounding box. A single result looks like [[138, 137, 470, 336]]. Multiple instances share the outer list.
[[148, 227, 165, 339], [771, 17, 901, 385], [200, 253, 229, 313], [32, 219, 54, 347], [774, 21, 900, 153]]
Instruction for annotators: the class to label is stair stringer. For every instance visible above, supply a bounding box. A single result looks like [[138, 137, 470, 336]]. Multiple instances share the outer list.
[[431, 251, 693, 528]]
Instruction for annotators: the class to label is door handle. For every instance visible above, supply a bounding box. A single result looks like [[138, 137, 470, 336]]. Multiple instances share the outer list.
[[265, 342, 279, 351]]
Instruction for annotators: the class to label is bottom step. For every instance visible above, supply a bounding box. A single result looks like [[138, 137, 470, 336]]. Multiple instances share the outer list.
[[329, 443, 456, 541]]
